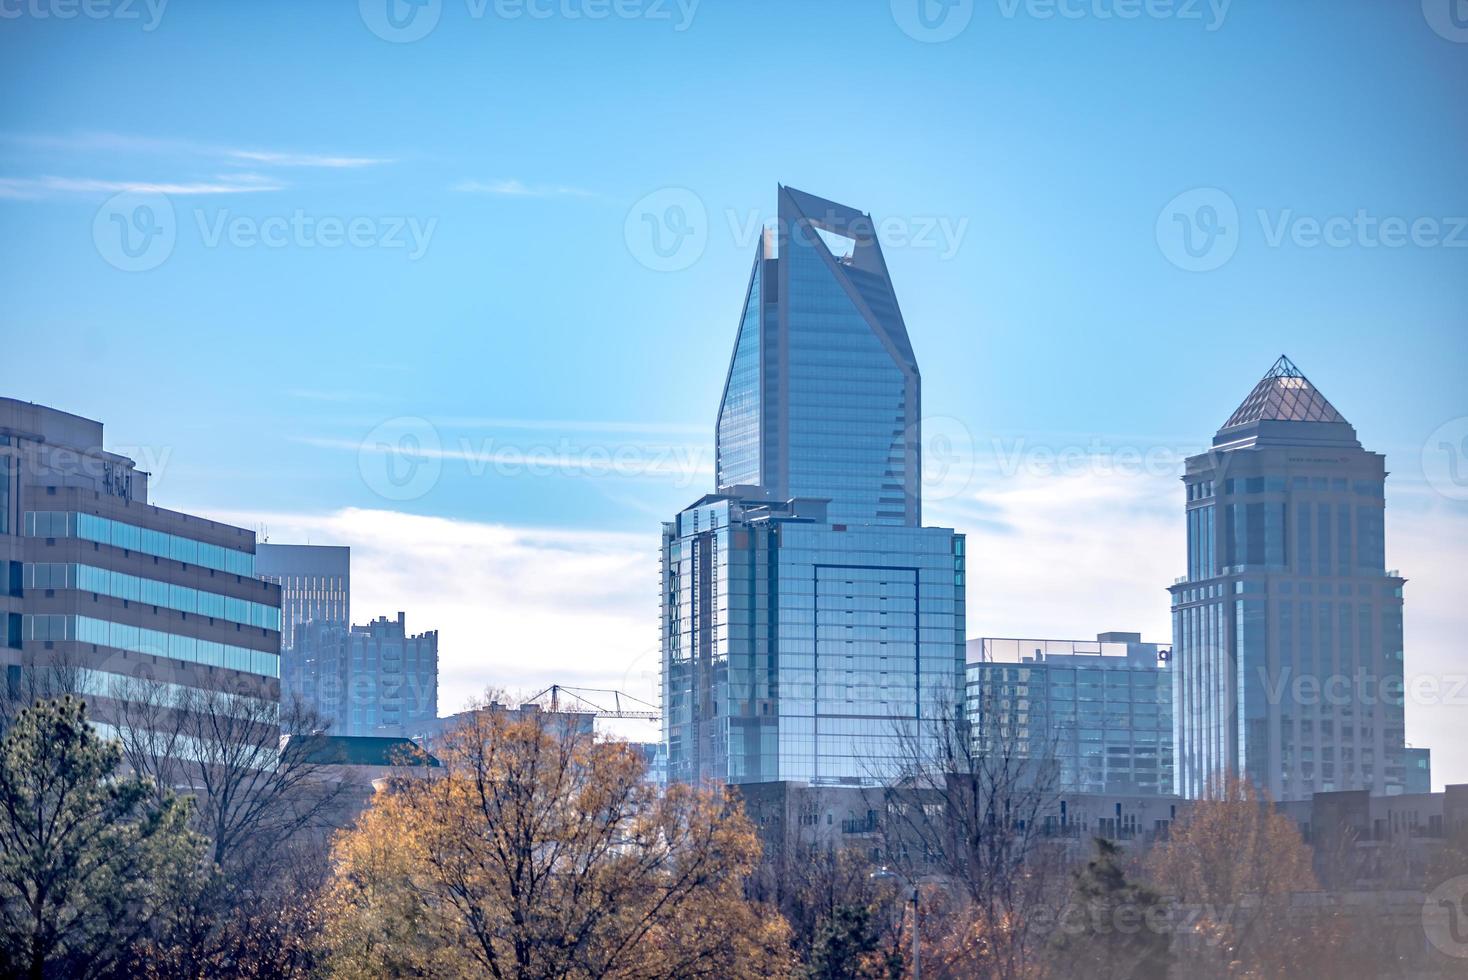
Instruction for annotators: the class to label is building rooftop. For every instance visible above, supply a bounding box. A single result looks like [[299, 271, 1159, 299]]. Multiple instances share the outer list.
[[1220, 355, 1349, 429]]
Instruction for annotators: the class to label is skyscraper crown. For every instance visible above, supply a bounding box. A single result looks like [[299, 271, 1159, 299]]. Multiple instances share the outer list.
[[1221, 355, 1348, 430]]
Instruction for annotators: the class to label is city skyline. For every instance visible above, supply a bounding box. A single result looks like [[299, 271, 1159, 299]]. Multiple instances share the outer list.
[[2, 1, 1464, 786]]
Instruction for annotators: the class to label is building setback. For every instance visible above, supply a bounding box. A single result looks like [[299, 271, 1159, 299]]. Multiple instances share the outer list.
[[1170, 357, 1407, 800], [663, 188, 965, 787], [0, 398, 281, 726], [967, 632, 1174, 796]]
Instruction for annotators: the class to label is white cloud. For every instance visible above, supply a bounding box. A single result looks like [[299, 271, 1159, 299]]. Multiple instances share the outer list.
[[0, 175, 283, 198], [451, 178, 591, 198], [225, 149, 390, 169], [932, 462, 1468, 790], [196, 507, 660, 735]]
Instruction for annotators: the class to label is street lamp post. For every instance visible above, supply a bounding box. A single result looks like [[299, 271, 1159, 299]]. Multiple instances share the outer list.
[[870, 866, 920, 980]]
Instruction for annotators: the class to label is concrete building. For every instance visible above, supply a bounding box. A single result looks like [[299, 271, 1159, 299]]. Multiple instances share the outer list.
[[1170, 357, 1408, 800], [662, 188, 966, 788], [966, 632, 1174, 795], [305, 611, 438, 738], [0, 398, 281, 727]]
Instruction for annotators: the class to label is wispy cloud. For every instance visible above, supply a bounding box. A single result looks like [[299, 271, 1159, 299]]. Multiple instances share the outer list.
[[0, 175, 283, 199], [451, 178, 591, 198], [3, 131, 392, 170], [225, 149, 391, 169]]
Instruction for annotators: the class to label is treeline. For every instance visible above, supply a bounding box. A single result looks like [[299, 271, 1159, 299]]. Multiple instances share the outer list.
[[1, 694, 1465, 978]]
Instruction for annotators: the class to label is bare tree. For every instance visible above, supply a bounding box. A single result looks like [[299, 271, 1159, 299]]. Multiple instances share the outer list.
[[878, 682, 1066, 979], [108, 677, 350, 875]]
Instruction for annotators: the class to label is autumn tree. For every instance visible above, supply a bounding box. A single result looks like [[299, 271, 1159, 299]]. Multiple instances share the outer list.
[[321, 698, 794, 979], [1145, 773, 1336, 978], [0, 697, 206, 979]]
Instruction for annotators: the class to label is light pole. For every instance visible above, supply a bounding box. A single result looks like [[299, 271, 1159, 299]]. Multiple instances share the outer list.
[[870, 866, 920, 980]]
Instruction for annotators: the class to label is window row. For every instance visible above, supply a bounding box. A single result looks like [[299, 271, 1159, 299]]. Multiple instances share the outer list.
[[22, 614, 279, 677], [25, 563, 280, 630], [24, 511, 256, 576]]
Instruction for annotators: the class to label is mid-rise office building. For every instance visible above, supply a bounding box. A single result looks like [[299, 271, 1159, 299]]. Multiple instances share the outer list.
[[966, 633, 1174, 795], [255, 543, 350, 705], [1170, 357, 1407, 800], [255, 543, 350, 647], [305, 611, 437, 738], [0, 399, 281, 726], [663, 188, 966, 787]]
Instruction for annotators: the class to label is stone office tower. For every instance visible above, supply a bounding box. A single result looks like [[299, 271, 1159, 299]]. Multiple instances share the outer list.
[[1170, 357, 1407, 800]]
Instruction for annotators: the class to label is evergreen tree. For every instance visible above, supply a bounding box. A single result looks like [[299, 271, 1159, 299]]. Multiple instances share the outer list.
[[1052, 837, 1173, 980], [0, 697, 206, 979], [806, 903, 902, 980]]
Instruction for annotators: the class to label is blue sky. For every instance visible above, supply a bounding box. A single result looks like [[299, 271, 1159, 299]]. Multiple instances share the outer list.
[[2, 1, 1465, 778]]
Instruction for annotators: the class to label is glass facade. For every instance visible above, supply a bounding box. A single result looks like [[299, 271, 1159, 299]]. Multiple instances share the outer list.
[[22, 614, 279, 677], [25, 563, 281, 630], [663, 495, 965, 787], [1171, 357, 1407, 800], [967, 637, 1173, 795], [24, 511, 256, 576], [712, 186, 921, 528]]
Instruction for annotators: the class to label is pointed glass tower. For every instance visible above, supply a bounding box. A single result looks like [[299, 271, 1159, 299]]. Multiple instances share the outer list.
[[1170, 357, 1407, 801], [663, 189, 965, 788], [715, 186, 922, 527]]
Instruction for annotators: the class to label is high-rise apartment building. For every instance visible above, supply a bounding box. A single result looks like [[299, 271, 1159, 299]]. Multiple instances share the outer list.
[[0, 399, 281, 726], [663, 188, 966, 787], [1170, 357, 1407, 800], [305, 611, 438, 738], [966, 633, 1174, 796]]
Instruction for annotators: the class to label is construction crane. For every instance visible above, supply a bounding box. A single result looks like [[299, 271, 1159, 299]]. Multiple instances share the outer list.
[[526, 685, 660, 721]]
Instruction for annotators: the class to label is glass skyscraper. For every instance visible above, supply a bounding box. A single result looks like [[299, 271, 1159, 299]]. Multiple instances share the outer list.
[[664, 188, 965, 787], [715, 186, 922, 528], [1170, 357, 1407, 800]]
